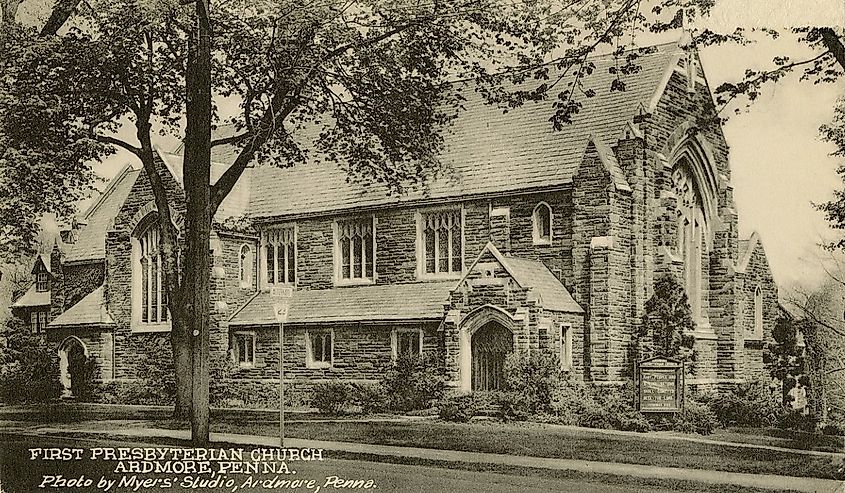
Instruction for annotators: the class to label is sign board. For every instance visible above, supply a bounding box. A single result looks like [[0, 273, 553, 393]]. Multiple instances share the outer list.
[[637, 356, 684, 413], [269, 287, 294, 323], [269, 286, 294, 299]]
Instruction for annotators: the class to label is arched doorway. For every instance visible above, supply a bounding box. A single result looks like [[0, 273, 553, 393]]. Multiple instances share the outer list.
[[58, 337, 87, 398], [471, 322, 513, 391]]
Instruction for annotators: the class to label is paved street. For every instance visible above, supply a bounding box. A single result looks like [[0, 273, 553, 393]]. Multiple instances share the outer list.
[[0, 433, 690, 493]]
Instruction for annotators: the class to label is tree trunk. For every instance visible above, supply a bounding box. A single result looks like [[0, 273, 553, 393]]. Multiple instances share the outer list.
[[182, 0, 213, 445], [171, 318, 193, 419]]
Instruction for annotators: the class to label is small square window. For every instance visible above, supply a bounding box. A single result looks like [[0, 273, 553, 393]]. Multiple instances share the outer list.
[[232, 332, 256, 367], [307, 330, 333, 368]]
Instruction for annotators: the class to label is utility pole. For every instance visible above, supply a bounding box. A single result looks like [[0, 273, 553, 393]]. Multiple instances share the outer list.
[[271, 287, 293, 448], [185, 0, 212, 446]]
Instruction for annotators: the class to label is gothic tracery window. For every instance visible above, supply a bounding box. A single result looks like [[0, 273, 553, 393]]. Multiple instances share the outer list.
[[673, 165, 706, 322], [137, 223, 168, 324]]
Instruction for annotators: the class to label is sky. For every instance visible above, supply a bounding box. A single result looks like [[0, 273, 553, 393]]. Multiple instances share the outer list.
[[58, 0, 845, 292]]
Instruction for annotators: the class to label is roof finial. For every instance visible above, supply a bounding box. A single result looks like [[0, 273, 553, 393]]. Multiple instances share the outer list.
[[678, 7, 694, 49]]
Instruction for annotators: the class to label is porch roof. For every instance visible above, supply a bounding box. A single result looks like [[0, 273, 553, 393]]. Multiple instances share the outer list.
[[228, 281, 454, 326]]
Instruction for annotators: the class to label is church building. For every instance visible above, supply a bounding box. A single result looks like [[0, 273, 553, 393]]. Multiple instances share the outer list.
[[11, 40, 779, 399]]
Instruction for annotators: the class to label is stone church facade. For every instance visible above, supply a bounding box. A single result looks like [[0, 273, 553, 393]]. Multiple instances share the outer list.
[[11, 40, 779, 399]]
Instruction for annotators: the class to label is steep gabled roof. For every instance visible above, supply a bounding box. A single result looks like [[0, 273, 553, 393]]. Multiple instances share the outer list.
[[193, 42, 680, 220], [461, 242, 583, 313], [65, 165, 142, 263], [47, 286, 113, 327], [736, 231, 763, 274]]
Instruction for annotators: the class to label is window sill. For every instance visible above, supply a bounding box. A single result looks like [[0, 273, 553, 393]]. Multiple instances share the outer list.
[[131, 322, 171, 333], [533, 239, 552, 247], [236, 362, 256, 369], [335, 278, 375, 287], [306, 361, 332, 370], [744, 337, 765, 349], [418, 273, 462, 281]]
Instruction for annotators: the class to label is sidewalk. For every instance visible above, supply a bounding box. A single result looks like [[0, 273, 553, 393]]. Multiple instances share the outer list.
[[22, 424, 845, 493]]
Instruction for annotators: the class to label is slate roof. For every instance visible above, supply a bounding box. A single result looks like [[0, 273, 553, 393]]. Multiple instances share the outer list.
[[156, 150, 253, 221], [466, 242, 583, 313], [48, 286, 114, 327], [236, 42, 678, 219], [65, 165, 142, 263], [500, 256, 583, 313], [228, 282, 454, 326], [11, 285, 50, 308]]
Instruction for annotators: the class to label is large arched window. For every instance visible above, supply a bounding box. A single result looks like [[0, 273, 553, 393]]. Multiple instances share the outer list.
[[132, 219, 168, 328], [239, 244, 253, 288], [672, 164, 707, 322], [532, 202, 553, 245]]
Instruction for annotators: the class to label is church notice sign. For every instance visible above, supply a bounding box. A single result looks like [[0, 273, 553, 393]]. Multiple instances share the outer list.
[[637, 356, 684, 413]]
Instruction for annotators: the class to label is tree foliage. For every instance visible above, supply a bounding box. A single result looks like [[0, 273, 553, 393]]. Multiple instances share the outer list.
[[639, 273, 696, 362]]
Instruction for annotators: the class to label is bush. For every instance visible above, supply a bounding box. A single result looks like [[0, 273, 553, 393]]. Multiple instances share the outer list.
[[822, 422, 845, 436], [777, 410, 817, 433], [0, 320, 61, 403], [503, 352, 561, 414], [310, 381, 352, 414], [704, 380, 783, 427], [381, 355, 446, 412], [549, 379, 598, 425], [571, 383, 650, 432], [438, 392, 490, 422], [671, 400, 720, 435], [351, 382, 388, 414], [493, 390, 531, 421]]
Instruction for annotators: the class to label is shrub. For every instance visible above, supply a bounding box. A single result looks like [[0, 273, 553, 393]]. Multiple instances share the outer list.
[[579, 383, 651, 432], [822, 422, 845, 436], [381, 355, 446, 412], [704, 380, 782, 427], [777, 410, 817, 432], [310, 381, 352, 414], [351, 382, 388, 414], [672, 400, 720, 435], [493, 390, 531, 421], [0, 320, 61, 403], [438, 392, 490, 422], [503, 352, 561, 414], [550, 379, 599, 425]]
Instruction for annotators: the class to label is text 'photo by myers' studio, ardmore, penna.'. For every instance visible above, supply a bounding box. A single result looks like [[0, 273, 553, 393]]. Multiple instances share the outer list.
[[1, 0, 845, 492]]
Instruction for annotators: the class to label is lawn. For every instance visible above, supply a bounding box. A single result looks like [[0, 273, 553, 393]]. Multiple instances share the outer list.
[[152, 418, 844, 480], [3, 403, 843, 481]]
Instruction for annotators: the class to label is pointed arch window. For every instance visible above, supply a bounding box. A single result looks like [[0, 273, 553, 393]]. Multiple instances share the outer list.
[[753, 285, 763, 339], [533, 202, 553, 245], [134, 222, 168, 326], [238, 244, 254, 288], [673, 165, 707, 323]]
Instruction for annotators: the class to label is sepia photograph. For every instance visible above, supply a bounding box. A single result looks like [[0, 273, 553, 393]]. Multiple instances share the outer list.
[[0, 0, 844, 491]]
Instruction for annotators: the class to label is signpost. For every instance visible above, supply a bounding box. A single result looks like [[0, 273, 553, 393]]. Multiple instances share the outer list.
[[637, 356, 684, 414], [270, 287, 293, 448]]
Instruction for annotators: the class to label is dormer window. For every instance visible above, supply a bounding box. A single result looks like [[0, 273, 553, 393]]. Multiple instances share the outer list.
[[532, 202, 553, 245], [35, 272, 49, 292]]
